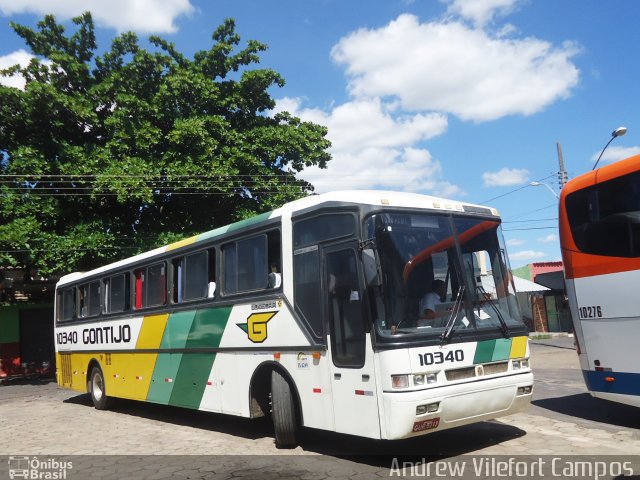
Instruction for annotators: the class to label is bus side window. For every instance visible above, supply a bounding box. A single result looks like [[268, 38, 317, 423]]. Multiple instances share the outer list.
[[223, 236, 267, 294], [78, 284, 89, 318], [60, 288, 76, 322], [172, 258, 184, 303], [146, 263, 167, 307], [267, 230, 282, 289], [104, 273, 129, 313], [134, 269, 144, 309], [185, 251, 208, 300], [88, 281, 101, 317], [207, 248, 216, 297]]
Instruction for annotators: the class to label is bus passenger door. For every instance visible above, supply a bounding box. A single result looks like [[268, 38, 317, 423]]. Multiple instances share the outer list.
[[324, 245, 380, 438]]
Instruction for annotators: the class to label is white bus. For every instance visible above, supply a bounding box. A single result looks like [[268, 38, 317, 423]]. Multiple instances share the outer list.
[[55, 191, 533, 448], [560, 154, 640, 407]]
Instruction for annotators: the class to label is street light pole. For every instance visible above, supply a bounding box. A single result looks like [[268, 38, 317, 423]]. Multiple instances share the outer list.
[[592, 126, 627, 170], [530, 181, 559, 199]]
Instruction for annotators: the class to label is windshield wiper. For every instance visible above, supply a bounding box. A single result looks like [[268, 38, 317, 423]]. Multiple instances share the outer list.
[[440, 285, 465, 344], [477, 285, 510, 338]]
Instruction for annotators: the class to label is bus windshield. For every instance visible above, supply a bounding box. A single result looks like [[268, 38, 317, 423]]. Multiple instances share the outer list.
[[364, 212, 524, 342]]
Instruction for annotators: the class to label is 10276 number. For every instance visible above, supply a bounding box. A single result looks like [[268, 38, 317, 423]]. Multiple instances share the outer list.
[[578, 305, 602, 319]]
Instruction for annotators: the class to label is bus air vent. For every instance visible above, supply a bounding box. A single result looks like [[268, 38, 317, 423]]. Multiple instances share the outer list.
[[462, 205, 494, 215], [445, 361, 509, 381]]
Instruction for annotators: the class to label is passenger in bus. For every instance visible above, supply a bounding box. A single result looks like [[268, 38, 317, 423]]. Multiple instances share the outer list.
[[418, 279, 447, 326], [268, 261, 282, 288]]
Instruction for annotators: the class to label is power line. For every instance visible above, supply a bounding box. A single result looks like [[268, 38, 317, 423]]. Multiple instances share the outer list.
[[477, 174, 556, 204], [503, 202, 557, 221], [502, 226, 557, 231], [502, 218, 557, 224]]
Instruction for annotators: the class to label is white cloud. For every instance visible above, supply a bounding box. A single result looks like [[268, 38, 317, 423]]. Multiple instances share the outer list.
[[443, 0, 521, 27], [0, 49, 35, 89], [331, 14, 580, 122], [507, 238, 525, 246], [537, 234, 558, 244], [592, 145, 640, 165], [482, 167, 529, 187], [0, 0, 194, 33], [276, 97, 460, 196], [509, 250, 547, 261], [0, 49, 54, 89]]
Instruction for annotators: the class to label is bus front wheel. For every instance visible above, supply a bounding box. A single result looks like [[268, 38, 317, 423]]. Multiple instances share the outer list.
[[271, 369, 298, 449], [89, 366, 112, 410]]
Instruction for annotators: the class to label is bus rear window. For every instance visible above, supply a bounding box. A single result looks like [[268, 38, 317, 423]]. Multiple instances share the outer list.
[[566, 171, 640, 257]]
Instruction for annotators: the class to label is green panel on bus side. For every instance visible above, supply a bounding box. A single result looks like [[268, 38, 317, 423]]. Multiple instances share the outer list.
[[0, 305, 19, 343], [197, 225, 229, 242], [225, 211, 273, 234], [162, 310, 196, 349], [185, 306, 233, 350], [491, 338, 513, 362], [169, 352, 216, 409], [473, 339, 496, 364], [146, 353, 182, 404]]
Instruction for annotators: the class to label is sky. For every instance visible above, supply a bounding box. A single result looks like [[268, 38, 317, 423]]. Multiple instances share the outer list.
[[0, 0, 639, 268]]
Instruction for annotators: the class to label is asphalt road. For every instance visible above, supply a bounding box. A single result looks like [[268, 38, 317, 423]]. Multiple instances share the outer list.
[[1, 336, 639, 479], [528, 336, 640, 436]]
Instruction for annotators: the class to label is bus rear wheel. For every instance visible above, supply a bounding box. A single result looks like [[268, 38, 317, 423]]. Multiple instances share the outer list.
[[89, 366, 112, 410], [271, 369, 298, 449]]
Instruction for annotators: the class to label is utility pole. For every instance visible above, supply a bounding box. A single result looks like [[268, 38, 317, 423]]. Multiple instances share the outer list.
[[557, 142, 567, 189]]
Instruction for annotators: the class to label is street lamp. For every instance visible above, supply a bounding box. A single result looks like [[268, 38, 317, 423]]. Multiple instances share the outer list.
[[592, 126, 627, 170], [530, 181, 559, 199]]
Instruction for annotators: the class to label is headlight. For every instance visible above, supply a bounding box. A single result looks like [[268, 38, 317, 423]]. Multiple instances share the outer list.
[[413, 374, 425, 386], [512, 360, 521, 370], [391, 374, 409, 389]]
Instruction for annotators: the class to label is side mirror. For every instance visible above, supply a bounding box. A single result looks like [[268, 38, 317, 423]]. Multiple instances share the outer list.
[[362, 248, 381, 286]]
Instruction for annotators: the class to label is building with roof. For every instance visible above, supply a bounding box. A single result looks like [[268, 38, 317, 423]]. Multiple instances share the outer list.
[[512, 261, 572, 333]]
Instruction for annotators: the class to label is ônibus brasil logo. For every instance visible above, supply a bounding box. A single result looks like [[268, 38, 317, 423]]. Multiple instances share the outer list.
[[8, 456, 73, 479]]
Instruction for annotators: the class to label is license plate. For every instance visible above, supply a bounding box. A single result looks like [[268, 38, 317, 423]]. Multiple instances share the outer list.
[[412, 417, 440, 432]]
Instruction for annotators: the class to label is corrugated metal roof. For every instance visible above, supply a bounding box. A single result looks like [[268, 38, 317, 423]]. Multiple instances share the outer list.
[[481, 274, 550, 294]]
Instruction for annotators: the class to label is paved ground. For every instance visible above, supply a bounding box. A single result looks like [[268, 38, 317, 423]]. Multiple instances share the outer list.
[[1, 337, 639, 479]]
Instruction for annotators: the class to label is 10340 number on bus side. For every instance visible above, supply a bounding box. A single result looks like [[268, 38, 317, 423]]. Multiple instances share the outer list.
[[418, 350, 464, 366]]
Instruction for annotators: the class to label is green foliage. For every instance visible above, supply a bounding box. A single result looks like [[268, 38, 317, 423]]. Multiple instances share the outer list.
[[0, 14, 331, 275]]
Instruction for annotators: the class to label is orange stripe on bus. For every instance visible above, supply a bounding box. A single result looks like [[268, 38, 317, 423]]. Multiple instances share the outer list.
[[562, 248, 640, 279], [560, 154, 640, 279]]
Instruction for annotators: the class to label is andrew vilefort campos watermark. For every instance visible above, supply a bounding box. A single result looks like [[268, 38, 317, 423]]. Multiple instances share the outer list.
[[389, 456, 635, 479]]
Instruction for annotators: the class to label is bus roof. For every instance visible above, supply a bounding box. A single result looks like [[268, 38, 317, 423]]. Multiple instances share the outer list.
[[560, 154, 640, 201], [57, 190, 499, 286]]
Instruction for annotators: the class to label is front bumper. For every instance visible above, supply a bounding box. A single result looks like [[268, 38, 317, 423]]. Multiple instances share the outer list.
[[381, 371, 533, 439]]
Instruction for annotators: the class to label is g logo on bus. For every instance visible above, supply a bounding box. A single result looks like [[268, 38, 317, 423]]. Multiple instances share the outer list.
[[475, 365, 485, 377], [237, 311, 277, 343]]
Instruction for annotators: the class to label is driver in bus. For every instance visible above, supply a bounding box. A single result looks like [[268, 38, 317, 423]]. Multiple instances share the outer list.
[[418, 279, 447, 327]]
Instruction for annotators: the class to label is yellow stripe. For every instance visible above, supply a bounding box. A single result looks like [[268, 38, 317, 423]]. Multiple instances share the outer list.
[[130, 314, 170, 400], [136, 313, 169, 349], [167, 235, 198, 251], [509, 336, 528, 358]]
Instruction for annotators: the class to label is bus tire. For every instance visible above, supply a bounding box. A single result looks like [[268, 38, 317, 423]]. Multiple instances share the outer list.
[[89, 366, 112, 410], [271, 369, 298, 449]]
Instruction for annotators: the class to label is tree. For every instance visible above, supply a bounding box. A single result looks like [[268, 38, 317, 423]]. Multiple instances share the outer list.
[[0, 13, 331, 275]]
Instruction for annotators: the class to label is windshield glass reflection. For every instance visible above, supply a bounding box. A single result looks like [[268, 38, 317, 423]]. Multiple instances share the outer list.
[[364, 213, 524, 342]]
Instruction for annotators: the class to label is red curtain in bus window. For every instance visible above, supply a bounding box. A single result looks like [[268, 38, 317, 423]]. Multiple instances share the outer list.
[[135, 269, 143, 309]]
